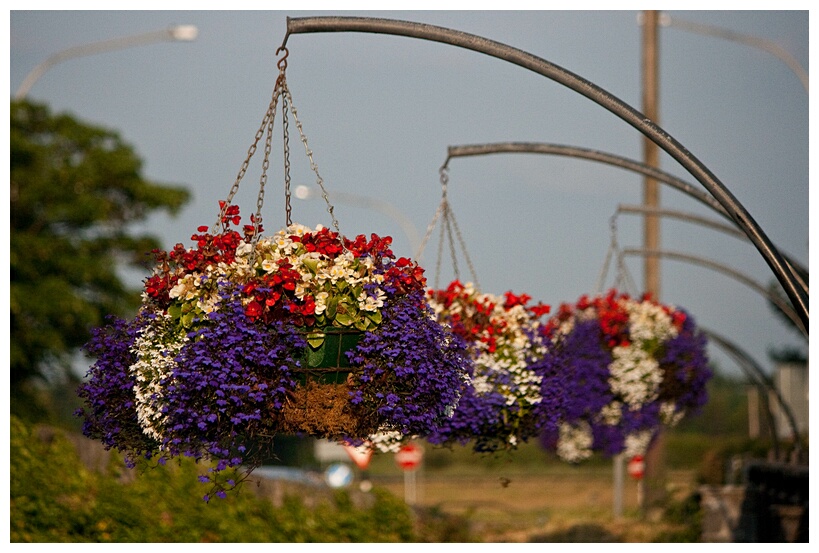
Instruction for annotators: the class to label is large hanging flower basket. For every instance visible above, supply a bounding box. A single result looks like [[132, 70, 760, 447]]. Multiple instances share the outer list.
[[77, 213, 470, 497], [538, 289, 711, 463], [424, 280, 560, 452], [76, 52, 470, 500]]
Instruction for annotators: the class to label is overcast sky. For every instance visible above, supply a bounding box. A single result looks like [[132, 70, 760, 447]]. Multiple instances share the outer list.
[[8, 6, 811, 379]]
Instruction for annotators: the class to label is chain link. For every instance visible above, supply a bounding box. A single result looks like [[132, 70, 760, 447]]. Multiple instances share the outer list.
[[214, 45, 343, 261], [282, 89, 292, 226], [417, 165, 480, 289], [213, 87, 280, 233], [280, 81, 341, 237]]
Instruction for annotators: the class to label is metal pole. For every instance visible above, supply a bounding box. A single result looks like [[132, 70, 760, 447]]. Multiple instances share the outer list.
[[703, 327, 804, 459], [14, 25, 198, 100], [446, 143, 728, 218], [640, 11, 666, 511], [282, 16, 807, 331], [613, 453, 624, 518], [641, 10, 661, 299]]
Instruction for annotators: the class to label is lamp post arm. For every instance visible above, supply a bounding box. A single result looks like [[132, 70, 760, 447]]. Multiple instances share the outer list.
[[659, 15, 808, 94], [14, 26, 198, 100], [281, 16, 806, 330]]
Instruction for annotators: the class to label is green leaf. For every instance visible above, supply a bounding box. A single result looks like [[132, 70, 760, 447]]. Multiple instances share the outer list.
[[326, 297, 338, 319], [302, 258, 319, 274], [335, 312, 353, 327], [168, 303, 182, 320], [181, 312, 195, 328], [366, 310, 383, 326], [307, 332, 326, 349]]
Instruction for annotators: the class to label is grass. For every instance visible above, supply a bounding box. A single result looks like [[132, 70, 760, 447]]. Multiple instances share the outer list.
[[354, 439, 705, 542]]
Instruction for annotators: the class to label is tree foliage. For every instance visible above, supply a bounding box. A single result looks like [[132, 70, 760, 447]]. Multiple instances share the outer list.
[[10, 100, 190, 411]]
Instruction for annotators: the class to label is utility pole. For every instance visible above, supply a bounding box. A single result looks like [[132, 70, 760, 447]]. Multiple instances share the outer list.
[[640, 9, 667, 515]]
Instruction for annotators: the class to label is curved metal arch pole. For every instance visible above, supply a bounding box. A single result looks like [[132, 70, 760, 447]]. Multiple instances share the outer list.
[[446, 142, 728, 217], [614, 205, 808, 294], [445, 142, 808, 293], [621, 247, 806, 338], [702, 327, 802, 456], [282, 16, 807, 332], [701, 327, 781, 457]]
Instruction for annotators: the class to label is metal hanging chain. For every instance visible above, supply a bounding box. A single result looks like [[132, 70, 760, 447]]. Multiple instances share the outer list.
[[278, 71, 342, 237], [281, 86, 292, 226], [418, 165, 480, 290], [434, 206, 446, 290], [446, 200, 479, 289], [213, 81, 281, 234], [250, 92, 275, 248], [416, 166, 449, 262], [595, 211, 638, 296], [444, 203, 461, 284]]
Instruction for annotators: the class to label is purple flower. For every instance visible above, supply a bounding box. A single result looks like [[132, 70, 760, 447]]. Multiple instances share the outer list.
[[538, 295, 711, 462]]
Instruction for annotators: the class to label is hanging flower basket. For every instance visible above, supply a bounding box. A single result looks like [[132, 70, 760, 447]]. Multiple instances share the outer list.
[[424, 280, 560, 452], [76, 50, 470, 500], [538, 289, 711, 463], [77, 212, 471, 497]]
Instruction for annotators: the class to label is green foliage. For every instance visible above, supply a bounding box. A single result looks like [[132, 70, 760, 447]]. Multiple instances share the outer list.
[[651, 492, 703, 542], [672, 371, 749, 437], [10, 100, 190, 416], [10, 416, 421, 542]]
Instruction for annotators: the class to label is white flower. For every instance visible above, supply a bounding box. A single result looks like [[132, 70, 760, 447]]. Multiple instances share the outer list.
[[369, 430, 408, 453], [130, 313, 188, 443], [556, 421, 594, 463], [358, 289, 386, 312], [608, 345, 663, 408], [599, 401, 623, 425], [235, 241, 253, 258], [660, 401, 685, 426]]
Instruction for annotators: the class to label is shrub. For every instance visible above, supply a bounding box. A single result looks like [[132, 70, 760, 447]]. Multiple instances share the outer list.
[[11, 416, 420, 542]]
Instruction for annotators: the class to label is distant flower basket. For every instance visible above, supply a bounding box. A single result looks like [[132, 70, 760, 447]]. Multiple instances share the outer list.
[[539, 289, 711, 463], [424, 280, 561, 452], [77, 206, 470, 499]]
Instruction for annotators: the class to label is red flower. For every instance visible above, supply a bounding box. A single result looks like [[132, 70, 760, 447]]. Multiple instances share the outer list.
[[245, 301, 263, 320]]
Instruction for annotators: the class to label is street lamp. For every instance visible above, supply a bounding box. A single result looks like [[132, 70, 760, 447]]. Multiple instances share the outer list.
[[14, 25, 199, 100], [658, 14, 808, 94], [294, 184, 421, 255]]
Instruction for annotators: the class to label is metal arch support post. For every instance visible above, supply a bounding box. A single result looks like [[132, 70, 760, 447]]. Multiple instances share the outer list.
[[444, 142, 808, 293], [702, 327, 803, 457], [281, 16, 808, 332], [621, 247, 807, 338], [702, 327, 780, 458]]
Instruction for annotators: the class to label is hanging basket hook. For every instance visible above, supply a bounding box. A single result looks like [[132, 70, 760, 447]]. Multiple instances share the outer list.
[[276, 46, 289, 71]]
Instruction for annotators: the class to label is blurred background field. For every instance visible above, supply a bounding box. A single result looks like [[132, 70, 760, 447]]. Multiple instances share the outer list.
[[14, 370, 796, 543]]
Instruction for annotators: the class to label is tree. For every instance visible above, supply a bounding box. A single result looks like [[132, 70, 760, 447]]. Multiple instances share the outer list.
[[10, 100, 190, 418]]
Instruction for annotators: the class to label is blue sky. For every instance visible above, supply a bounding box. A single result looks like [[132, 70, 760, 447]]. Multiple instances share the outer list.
[[8, 7, 810, 379]]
